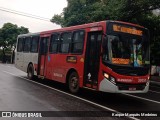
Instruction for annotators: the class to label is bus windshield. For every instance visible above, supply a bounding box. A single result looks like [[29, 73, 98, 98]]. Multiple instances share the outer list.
[[103, 24, 150, 67]]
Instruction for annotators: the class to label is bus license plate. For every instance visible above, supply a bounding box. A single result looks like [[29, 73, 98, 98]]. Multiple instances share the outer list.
[[129, 87, 136, 91]]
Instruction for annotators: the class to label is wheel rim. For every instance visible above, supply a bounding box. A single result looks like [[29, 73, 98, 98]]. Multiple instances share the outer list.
[[70, 76, 78, 89]]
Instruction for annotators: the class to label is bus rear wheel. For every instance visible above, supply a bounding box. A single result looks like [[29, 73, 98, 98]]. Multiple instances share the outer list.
[[27, 64, 34, 80], [68, 72, 79, 94]]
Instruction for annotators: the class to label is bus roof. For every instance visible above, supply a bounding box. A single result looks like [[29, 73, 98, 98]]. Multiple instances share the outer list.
[[18, 20, 145, 37], [18, 32, 40, 38], [40, 20, 145, 35], [40, 21, 106, 35]]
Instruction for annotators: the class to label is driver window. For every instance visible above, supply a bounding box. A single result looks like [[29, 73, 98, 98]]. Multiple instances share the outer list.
[[110, 35, 130, 59]]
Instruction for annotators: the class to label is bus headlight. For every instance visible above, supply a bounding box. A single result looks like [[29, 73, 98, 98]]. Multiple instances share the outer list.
[[104, 73, 109, 79], [103, 72, 116, 84]]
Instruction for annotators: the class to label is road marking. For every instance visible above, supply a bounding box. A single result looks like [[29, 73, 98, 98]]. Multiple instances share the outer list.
[[2, 70, 139, 120], [149, 90, 160, 94], [123, 93, 160, 104]]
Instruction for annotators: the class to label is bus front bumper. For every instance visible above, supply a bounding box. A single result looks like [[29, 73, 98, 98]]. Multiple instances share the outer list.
[[99, 78, 149, 93]]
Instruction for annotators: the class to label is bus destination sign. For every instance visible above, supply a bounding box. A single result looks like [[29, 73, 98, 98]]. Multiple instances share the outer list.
[[113, 24, 142, 36]]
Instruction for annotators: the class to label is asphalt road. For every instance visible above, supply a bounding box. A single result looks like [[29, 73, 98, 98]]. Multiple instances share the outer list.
[[0, 63, 160, 120]]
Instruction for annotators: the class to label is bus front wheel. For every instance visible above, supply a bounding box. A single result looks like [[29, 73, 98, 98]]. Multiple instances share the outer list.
[[27, 64, 34, 80], [68, 72, 79, 94]]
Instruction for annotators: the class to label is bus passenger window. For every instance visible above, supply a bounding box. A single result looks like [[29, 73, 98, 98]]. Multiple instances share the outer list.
[[71, 30, 84, 54], [17, 38, 23, 52], [49, 34, 59, 53], [23, 37, 31, 52], [60, 32, 72, 53], [31, 36, 39, 53]]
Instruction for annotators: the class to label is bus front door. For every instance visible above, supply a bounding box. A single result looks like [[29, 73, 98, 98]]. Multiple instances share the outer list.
[[38, 37, 49, 77], [84, 31, 102, 89]]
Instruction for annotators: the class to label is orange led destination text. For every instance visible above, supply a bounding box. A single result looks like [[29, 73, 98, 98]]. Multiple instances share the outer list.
[[112, 58, 130, 65], [113, 25, 142, 36]]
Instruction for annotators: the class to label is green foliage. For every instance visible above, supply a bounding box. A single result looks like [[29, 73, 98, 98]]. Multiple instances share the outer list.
[[51, 0, 160, 27], [51, 0, 105, 26], [51, 14, 65, 27], [0, 23, 29, 62], [0, 23, 29, 49]]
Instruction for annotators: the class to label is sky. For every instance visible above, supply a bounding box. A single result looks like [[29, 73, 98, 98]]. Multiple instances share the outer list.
[[0, 0, 67, 32]]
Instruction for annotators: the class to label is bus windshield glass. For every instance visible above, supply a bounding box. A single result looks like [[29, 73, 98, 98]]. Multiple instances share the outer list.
[[103, 23, 150, 67]]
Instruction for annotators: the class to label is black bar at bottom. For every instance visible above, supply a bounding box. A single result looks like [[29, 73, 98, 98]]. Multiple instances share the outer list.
[[0, 111, 160, 117]]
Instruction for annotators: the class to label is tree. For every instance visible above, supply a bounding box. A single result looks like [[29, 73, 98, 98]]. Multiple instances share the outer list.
[[51, 0, 160, 27], [51, 0, 105, 27], [51, 0, 160, 65], [0, 23, 29, 63]]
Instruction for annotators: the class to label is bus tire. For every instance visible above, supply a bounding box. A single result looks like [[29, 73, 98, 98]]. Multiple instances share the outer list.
[[27, 64, 34, 80], [68, 72, 79, 94]]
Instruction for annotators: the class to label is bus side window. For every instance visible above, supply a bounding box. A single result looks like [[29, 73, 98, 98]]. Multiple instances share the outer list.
[[23, 37, 31, 52], [59, 32, 72, 53], [71, 30, 84, 54], [17, 38, 23, 52], [31, 36, 39, 53], [49, 34, 59, 53]]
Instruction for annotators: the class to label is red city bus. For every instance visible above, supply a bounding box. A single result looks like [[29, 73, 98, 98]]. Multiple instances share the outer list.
[[15, 20, 150, 93]]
